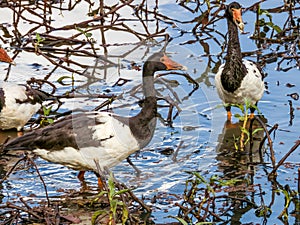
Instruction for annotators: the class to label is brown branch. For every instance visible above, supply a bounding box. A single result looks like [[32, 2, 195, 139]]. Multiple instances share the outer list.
[[4, 202, 43, 220], [255, 116, 277, 166], [53, 0, 134, 32], [0, 156, 26, 185], [26, 154, 50, 206], [268, 140, 300, 179], [120, 183, 152, 212]]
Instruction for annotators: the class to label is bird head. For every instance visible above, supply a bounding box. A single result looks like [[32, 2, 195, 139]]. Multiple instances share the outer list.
[[226, 2, 244, 33], [144, 52, 187, 74]]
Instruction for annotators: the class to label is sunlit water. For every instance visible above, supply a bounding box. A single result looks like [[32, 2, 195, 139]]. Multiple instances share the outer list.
[[0, 1, 299, 224]]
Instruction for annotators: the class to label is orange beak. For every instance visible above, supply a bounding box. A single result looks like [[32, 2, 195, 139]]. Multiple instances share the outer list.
[[160, 54, 187, 71], [232, 8, 244, 33], [0, 48, 15, 65]]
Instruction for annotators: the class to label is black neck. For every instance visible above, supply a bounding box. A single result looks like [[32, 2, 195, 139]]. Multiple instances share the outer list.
[[129, 65, 157, 147], [221, 17, 247, 93]]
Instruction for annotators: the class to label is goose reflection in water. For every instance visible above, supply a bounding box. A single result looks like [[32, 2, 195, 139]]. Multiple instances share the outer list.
[[215, 116, 268, 222], [216, 116, 267, 179]]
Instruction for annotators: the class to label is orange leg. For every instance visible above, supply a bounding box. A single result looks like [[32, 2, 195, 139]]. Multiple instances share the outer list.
[[77, 171, 85, 182], [97, 177, 104, 190], [249, 112, 255, 119], [227, 111, 232, 121], [249, 105, 257, 120], [225, 105, 232, 121]]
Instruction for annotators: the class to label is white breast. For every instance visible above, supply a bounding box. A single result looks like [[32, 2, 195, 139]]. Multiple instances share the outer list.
[[33, 112, 140, 171], [0, 83, 41, 131], [215, 59, 265, 105]]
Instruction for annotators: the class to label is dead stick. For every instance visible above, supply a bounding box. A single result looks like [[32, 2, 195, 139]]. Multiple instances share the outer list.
[[5, 202, 43, 220], [258, 123, 278, 154], [0, 156, 26, 184], [268, 140, 300, 179], [255, 116, 277, 167], [172, 140, 184, 162], [120, 183, 152, 212], [26, 154, 50, 206], [298, 167, 300, 195], [54, 0, 134, 31], [20, 197, 32, 210]]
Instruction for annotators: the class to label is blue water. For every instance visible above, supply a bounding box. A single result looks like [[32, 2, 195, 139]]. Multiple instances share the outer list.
[[0, 1, 299, 224]]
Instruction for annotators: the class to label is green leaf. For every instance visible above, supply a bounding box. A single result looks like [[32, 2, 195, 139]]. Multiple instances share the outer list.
[[266, 22, 282, 33], [110, 199, 117, 214], [258, 18, 266, 26], [36, 33, 45, 43], [219, 178, 243, 186], [231, 103, 245, 113], [57, 76, 72, 85], [121, 204, 129, 224], [167, 216, 189, 225], [190, 171, 207, 184], [234, 113, 243, 120], [91, 210, 108, 225], [86, 32, 93, 38], [115, 188, 130, 196], [255, 205, 272, 217], [46, 118, 54, 124], [76, 26, 84, 33], [240, 126, 250, 136], [42, 106, 52, 116], [108, 175, 116, 199], [252, 128, 264, 135]]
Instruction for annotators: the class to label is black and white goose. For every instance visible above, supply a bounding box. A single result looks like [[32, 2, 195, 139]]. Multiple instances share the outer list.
[[0, 82, 48, 131], [215, 2, 265, 120], [3, 52, 186, 184], [0, 48, 47, 131]]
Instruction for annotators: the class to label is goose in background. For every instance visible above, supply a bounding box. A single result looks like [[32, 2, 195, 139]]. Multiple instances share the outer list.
[[0, 82, 50, 131], [0, 48, 48, 131], [215, 2, 265, 121]]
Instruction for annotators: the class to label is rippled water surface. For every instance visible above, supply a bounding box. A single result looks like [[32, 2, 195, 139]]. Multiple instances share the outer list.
[[0, 0, 299, 224]]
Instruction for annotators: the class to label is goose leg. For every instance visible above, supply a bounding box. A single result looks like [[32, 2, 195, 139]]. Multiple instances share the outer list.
[[225, 105, 232, 121], [127, 157, 141, 176], [77, 171, 85, 182], [95, 172, 105, 190], [17, 127, 24, 137], [77, 171, 88, 190], [249, 105, 257, 119]]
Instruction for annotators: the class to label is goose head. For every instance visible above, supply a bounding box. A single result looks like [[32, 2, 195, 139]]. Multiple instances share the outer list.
[[143, 52, 187, 76], [225, 2, 244, 33]]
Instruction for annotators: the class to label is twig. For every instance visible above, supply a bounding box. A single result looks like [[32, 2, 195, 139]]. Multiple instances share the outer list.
[[5, 202, 43, 220], [120, 183, 152, 212], [0, 156, 26, 184], [268, 140, 300, 179], [172, 140, 184, 162], [255, 116, 277, 166], [126, 157, 141, 175], [26, 154, 50, 206], [93, 95, 118, 111], [298, 167, 300, 195]]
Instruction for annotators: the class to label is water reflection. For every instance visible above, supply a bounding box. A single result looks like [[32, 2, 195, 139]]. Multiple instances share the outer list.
[[215, 116, 267, 223], [216, 116, 267, 179], [0, 0, 298, 223]]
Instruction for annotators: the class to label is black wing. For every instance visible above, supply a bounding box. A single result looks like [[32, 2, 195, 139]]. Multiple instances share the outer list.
[[3, 112, 107, 152]]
